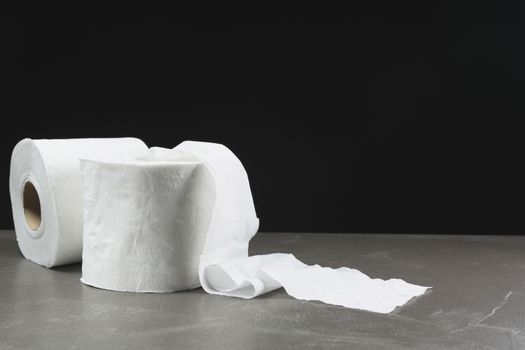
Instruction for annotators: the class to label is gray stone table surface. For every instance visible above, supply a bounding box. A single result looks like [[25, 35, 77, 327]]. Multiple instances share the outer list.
[[2, 230, 525, 349]]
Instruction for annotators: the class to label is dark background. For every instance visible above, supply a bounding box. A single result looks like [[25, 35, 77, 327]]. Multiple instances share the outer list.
[[2, 7, 525, 233]]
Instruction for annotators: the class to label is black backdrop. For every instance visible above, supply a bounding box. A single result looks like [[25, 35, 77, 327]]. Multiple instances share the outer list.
[[2, 7, 525, 233]]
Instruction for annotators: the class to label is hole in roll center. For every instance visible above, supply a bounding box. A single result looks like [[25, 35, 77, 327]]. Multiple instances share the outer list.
[[23, 181, 41, 231]]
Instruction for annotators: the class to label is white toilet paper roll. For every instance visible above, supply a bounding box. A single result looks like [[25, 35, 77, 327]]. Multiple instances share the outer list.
[[9, 138, 148, 267], [80, 141, 429, 312], [80, 155, 215, 292]]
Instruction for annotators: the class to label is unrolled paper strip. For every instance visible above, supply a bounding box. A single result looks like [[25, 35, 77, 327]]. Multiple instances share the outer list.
[[80, 141, 429, 313], [9, 138, 149, 267]]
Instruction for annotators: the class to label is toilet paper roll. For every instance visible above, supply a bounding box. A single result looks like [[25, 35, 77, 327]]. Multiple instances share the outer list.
[[80, 155, 215, 292], [9, 138, 148, 267], [80, 141, 429, 312]]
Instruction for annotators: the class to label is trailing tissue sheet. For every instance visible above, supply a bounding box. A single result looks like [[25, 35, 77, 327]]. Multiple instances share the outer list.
[[9, 138, 149, 267], [80, 141, 429, 313]]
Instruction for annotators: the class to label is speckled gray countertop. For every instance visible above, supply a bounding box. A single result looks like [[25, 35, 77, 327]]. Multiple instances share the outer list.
[[2, 230, 525, 349]]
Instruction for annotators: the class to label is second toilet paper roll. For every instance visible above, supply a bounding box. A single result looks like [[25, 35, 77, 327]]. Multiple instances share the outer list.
[[80, 141, 429, 313], [9, 138, 149, 267]]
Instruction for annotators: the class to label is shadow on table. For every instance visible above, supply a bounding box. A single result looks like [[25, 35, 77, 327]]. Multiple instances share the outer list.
[[52, 263, 81, 274]]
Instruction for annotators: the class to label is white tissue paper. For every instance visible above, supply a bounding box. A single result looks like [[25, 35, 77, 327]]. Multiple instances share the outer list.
[[80, 141, 429, 313], [9, 138, 148, 267]]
